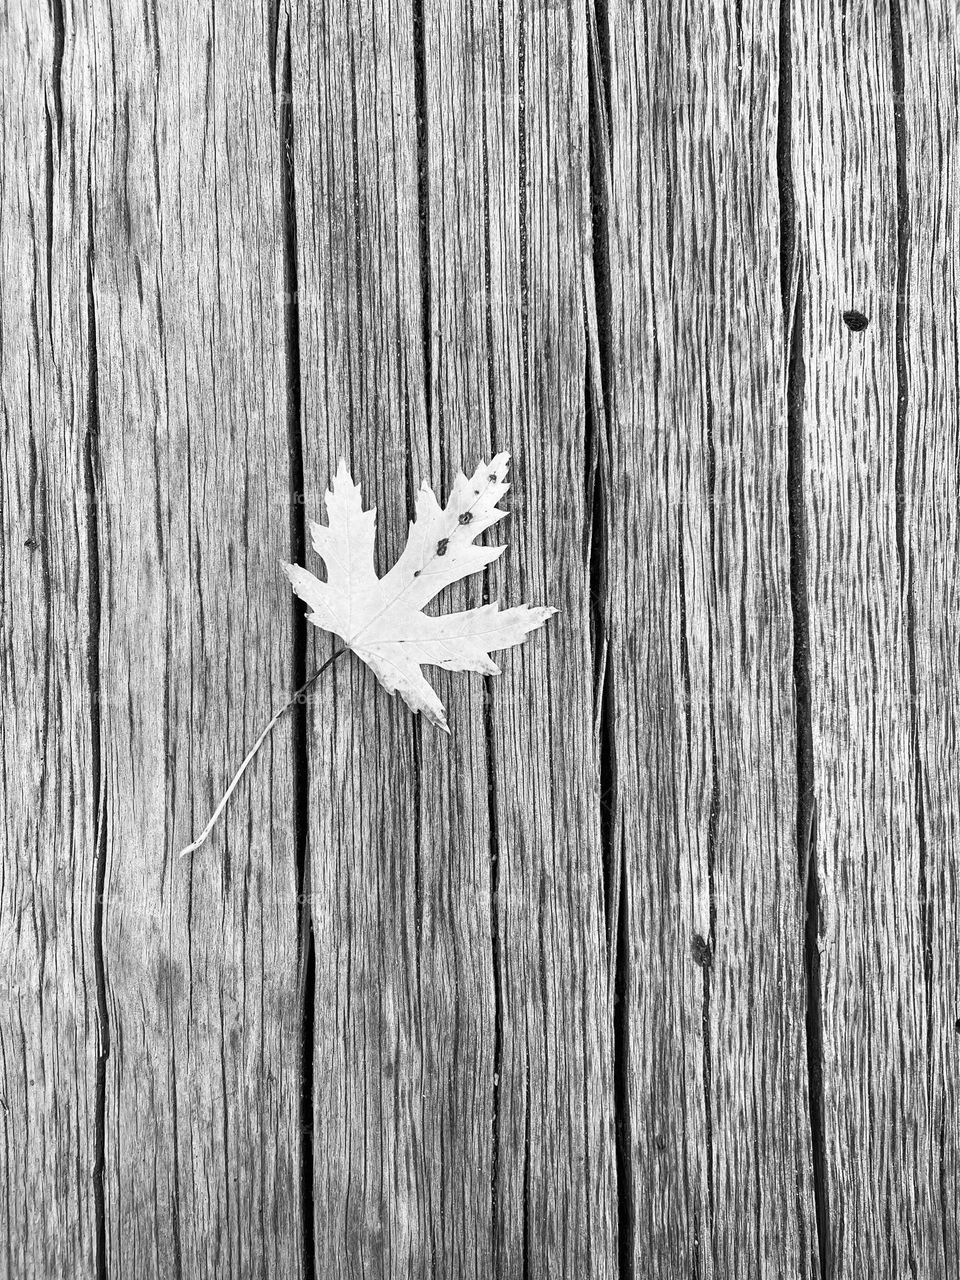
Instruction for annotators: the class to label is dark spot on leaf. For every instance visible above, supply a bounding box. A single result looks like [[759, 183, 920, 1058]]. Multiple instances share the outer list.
[[436, 538, 449, 557], [459, 512, 473, 525], [489, 473, 497, 483], [842, 309, 869, 331], [413, 569, 421, 577], [23, 536, 39, 550]]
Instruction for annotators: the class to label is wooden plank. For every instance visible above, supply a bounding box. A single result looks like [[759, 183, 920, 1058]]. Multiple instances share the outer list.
[[601, 1, 819, 1273], [7, 0, 959, 1273], [288, 4, 441, 1274], [289, 0, 614, 1273], [84, 3, 303, 1274], [0, 5, 99, 1276], [422, 2, 616, 1275], [790, 0, 948, 1272], [902, 4, 960, 1266]]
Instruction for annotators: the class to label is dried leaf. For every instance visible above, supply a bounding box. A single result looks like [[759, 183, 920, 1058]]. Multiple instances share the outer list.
[[283, 453, 556, 732]]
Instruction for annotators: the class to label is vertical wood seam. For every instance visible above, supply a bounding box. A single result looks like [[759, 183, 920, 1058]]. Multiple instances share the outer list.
[[85, 171, 109, 1280], [49, 0, 64, 141], [587, 5, 632, 1278], [44, 106, 55, 326], [409, 7, 458, 1272], [702, 379, 718, 1251], [701, 751, 718, 1235], [476, 28, 506, 1270], [278, 15, 314, 1278], [409, 0, 430, 1075], [778, 1, 829, 1272]]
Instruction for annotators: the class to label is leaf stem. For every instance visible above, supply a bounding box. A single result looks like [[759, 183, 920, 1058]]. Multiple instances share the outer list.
[[179, 647, 347, 859]]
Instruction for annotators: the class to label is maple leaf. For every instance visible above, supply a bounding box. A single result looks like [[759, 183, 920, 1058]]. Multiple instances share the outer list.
[[282, 453, 557, 732]]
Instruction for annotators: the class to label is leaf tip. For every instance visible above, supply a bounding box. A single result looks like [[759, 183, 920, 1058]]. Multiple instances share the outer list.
[[424, 706, 451, 734]]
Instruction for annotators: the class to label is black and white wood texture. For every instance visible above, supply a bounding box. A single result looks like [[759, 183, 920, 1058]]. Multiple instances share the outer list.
[[1, 1, 957, 1276]]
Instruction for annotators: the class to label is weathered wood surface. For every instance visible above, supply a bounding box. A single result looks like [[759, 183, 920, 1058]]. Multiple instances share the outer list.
[[289, 2, 613, 1273], [791, 1, 959, 1271], [1, 5, 99, 1276], [601, 2, 818, 1273], [2, 1, 959, 1278], [86, 3, 304, 1275]]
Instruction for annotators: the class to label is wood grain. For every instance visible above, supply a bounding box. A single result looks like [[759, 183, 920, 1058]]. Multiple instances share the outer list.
[[901, 4, 960, 1266], [84, 2, 302, 1275], [4, 0, 960, 1276], [421, 3, 616, 1275], [601, 1, 819, 1273], [790, 0, 952, 1271], [0, 5, 99, 1276], [288, 4, 437, 1275], [288, 0, 612, 1273]]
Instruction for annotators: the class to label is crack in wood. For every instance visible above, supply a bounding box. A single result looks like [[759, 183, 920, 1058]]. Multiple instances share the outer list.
[[782, 131, 829, 1280], [44, 104, 54, 326], [278, 23, 316, 1280], [778, 3, 830, 1274], [702, 759, 718, 1236], [778, 8, 832, 1277], [587, 6, 632, 1278], [85, 175, 109, 1280], [49, 0, 64, 140]]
